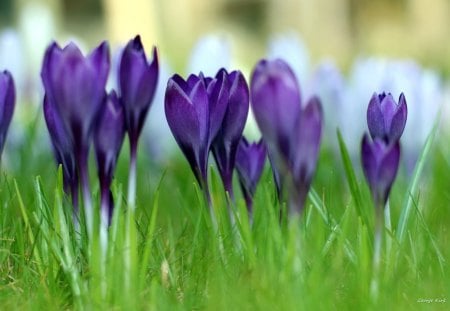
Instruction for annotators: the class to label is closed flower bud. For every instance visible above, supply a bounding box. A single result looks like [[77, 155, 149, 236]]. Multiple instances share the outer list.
[[119, 35, 158, 146], [235, 137, 266, 211], [367, 92, 407, 144], [361, 133, 400, 207], [250, 59, 323, 214], [212, 70, 249, 198], [0, 70, 15, 159], [94, 91, 125, 224]]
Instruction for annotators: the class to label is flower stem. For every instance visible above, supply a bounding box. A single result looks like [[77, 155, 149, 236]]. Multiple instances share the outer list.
[[127, 139, 138, 210], [78, 150, 93, 239], [370, 202, 384, 302]]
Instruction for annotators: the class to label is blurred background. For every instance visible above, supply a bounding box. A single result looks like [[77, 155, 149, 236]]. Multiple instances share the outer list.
[[1, 0, 449, 76], [0, 0, 449, 170]]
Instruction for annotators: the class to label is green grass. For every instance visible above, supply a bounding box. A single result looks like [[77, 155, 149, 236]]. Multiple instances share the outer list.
[[0, 123, 449, 310]]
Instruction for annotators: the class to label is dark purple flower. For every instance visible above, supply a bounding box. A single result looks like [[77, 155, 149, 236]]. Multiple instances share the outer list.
[[165, 71, 229, 203], [361, 133, 400, 207], [251, 59, 301, 161], [94, 91, 125, 224], [290, 97, 323, 210], [119, 35, 159, 147], [41, 41, 110, 162], [367, 92, 407, 144], [211, 70, 249, 198], [119, 35, 159, 209], [41, 41, 110, 235], [43, 95, 78, 208], [235, 137, 266, 211], [0, 70, 15, 159], [250, 59, 323, 213]]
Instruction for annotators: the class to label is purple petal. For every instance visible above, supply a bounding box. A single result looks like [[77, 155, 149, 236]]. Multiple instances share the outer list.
[[361, 133, 377, 193], [89, 41, 110, 88], [291, 96, 323, 199], [236, 137, 266, 195], [389, 93, 408, 143], [165, 78, 201, 159], [367, 93, 385, 140], [380, 93, 397, 133], [189, 79, 209, 145], [0, 71, 15, 154], [222, 71, 249, 143], [207, 69, 229, 143], [377, 141, 400, 203], [94, 90, 126, 183]]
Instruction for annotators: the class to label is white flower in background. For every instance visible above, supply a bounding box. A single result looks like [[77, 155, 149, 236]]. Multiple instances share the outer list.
[[305, 60, 345, 151], [267, 32, 310, 89], [0, 29, 26, 98], [143, 59, 177, 162], [343, 57, 443, 169], [187, 34, 231, 76]]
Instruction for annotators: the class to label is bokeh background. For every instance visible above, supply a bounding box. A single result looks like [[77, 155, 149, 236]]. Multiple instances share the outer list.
[[0, 0, 449, 170], [1, 0, 450, 77]]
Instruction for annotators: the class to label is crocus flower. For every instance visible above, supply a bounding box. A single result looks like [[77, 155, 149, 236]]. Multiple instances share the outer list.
[[43, 95, 78, 208], [250, 59, 323, 214], [211, 70, 249, 199], [41, 41, 110, 236], [235, 137, 266, 211], [118, 35, 158, 208], [361, 134, 400, 208], [165, 71, 228, 204], [367, 92, 407, 144], [0, 70, 15, 160], [94, 91, 125, 225]]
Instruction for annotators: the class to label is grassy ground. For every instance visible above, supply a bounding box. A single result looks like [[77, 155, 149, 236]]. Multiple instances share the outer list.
[[0, 116, 449, 310]]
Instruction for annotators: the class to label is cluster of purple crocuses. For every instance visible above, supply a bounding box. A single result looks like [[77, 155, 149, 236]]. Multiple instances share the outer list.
[[0, 37, 408, 236], [41, 36, 158, 237]]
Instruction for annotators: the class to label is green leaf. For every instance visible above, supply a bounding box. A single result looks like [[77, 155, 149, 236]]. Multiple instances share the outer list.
[[336, 129, 369, 227], [396, 124, 437, 244]]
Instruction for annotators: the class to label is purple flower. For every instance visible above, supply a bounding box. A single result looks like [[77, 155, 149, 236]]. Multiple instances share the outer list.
[[165, 71, 229, 203], [0, 70, 15, 159], [118, 35, 158, 208], [41, 41, 110, 162], [94, 91, 125, 224], [250, 59, 323, 213], [235, 137, 266, 211], [43, 95, 78, 208], [119, 35, 158, 147], [251, 59, 301, 161], [361, 133, 400, 207], [367, 92, 407, 144], [211, 70, 249, 198], [41, 41, 110, 235]]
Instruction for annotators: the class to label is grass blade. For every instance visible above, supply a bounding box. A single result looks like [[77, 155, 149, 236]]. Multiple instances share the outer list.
[[396, 124, 437, 244], [336, 129, 369, 227]]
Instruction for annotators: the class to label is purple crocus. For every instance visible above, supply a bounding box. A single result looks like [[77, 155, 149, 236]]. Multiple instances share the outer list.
[[361, 134, 400, 208], [250, 59, 323, 214], [0, 70, 15, 160], [235, 137, 266, 212], [43, 95, 78, 209], [94, 91, 125, 225], [211, 70, 249, 199], [41, 41, 110, 235], [165, 71, 228, 204], [119, 35, 158, 208], [367, 92, 407, 144]]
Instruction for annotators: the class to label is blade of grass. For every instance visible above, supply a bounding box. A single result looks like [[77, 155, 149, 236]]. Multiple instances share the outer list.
[[396, 124, 437, 245], [336, 129, 369, 228]]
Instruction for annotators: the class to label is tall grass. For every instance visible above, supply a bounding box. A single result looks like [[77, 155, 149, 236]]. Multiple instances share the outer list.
[[0, 125, 448, 310]]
